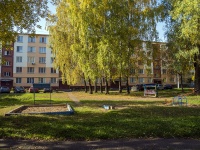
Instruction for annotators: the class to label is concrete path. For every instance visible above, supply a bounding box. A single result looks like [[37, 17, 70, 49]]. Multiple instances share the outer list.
[[67, 92, 80, 104], [1, 138, 200, 150]]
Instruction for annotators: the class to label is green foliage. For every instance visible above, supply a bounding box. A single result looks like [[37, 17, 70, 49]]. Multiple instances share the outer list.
[[48, 0, 162, 90], [0, 0, 49, 45], [161, 0, 199, 91]]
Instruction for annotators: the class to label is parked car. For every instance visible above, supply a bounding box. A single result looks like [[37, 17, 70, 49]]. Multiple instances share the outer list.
[[157, 84, 164, 90], [43, 88, 52, 93], [136, 84, 144, 91], [14, 86, 26, 93], [0, 86, 10, 93], [164, 84, 173, 89], [29, 86, 39, 93]]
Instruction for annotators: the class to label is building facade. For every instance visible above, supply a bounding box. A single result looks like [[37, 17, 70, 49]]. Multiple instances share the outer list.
[[0, 43, 14, 89], [0, 34, 193, 90], [12, 34, 60, 89]]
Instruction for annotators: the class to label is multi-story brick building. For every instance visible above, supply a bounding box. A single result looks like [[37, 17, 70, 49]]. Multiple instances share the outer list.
[[0, 34, 193, 90], [0, 43, 14, 89], [12, 34, 60, 89]]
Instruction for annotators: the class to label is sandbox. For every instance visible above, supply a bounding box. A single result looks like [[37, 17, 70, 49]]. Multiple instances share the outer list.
[[5, 104, 74, 116]]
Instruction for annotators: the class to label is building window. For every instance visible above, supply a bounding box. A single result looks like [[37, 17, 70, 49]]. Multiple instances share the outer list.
[[5, 61, 10, 66], [4, 50, 11, 55], [51, 57, 54, 63], [4, 72, 11, 77], [27, 78, 34, 83], [130, 77, 135, 83], [39, 47, 46, 53], [16, 56, 22, 62], [16, 67, 22, 73], [39, 37, 47, 43], [28, 46, 36, 52], [147, 78, 152, 83], [138, 69, 144, 74], [170, 77, 175, 82], [51, 78, 56, 83], [17, 36, 23, 42], [16, 78, 22, 83], [27, 67, 34, 73], [17, 46, 23, 52], [38, 78, 46, 83], [162, 69, 166, 74], [138, 77, 144, 83], [51, 68, 56, 73], [28, 57, 35, 63], [39, 57, 46, 64], [39, 67, 46, 73], [28, 36, 36, 43], [130, 68, 135, 74]]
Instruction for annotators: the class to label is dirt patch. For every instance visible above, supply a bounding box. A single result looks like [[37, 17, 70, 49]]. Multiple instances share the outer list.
[[20, 105, 68, 113]]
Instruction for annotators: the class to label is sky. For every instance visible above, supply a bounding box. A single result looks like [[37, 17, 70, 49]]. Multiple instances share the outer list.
[[36, 3, 166, 42]]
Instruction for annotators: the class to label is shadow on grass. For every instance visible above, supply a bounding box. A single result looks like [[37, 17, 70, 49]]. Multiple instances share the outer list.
[[1, 105, 200, 141], [0, 93, 71, 108], [127, 88, 194, 98], [79, 100, 164, 108]]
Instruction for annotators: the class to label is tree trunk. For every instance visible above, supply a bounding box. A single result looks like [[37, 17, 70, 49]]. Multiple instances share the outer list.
[[119, 76, 122, 93], [88, 78, 93, 94], [126, 77, 130, 94], [84, 79, 87, 93], [180, 73, 184, 92], [100, 78, 103, 93], [94, 79, 97, 93], [105, 78, 109, 94], [194, 45, 200, 95]]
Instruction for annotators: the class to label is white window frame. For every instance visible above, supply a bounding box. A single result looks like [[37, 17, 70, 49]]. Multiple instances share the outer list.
[[17, 46, 23, 52], [51, 78, 56, 83], [51, 57, 54, 63], [39, 37, 47, 43], [130, 77, 135, 83], [28, 57, 35, 63], [28, 36, 36, 43], [138, 69, 144, 74], [138, 77, 144, 83], [4, 50, 11, 55], [16, 56, 22, 63], [39, 67, 46, 73], [39, 47, 46, 53], [51, 68, 56, 73], [4, 72, 11, 77], [5, 61, 10, 66], [16, 67, 22, 73], [27, 77, 34, 83], [170, 77, 175, 82], [17, 36, 23, 42], [39, 57, 46, 64], [16, 78, 22, 83], [27, 67, 34, 73], [28, 46, 36, 53], [38, 78, 46, 83]]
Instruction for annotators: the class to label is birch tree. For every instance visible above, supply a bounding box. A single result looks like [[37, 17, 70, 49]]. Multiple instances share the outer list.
[[162, 0, 200, 93], [0, 0, 49, 46]]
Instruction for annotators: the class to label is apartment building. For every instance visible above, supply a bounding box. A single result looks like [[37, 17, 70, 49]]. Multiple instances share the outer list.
[[0, 43, 14, 89], [12, 34, 60, 89], [0, 34, 192, 90]]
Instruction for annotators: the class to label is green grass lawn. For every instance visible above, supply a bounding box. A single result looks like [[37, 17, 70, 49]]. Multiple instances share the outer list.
[[0, 89, 200, 141]]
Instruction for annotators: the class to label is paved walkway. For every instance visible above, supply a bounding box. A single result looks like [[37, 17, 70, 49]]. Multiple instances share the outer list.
[[67, 92, 80, 104], [1, 138, 200, 149]]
